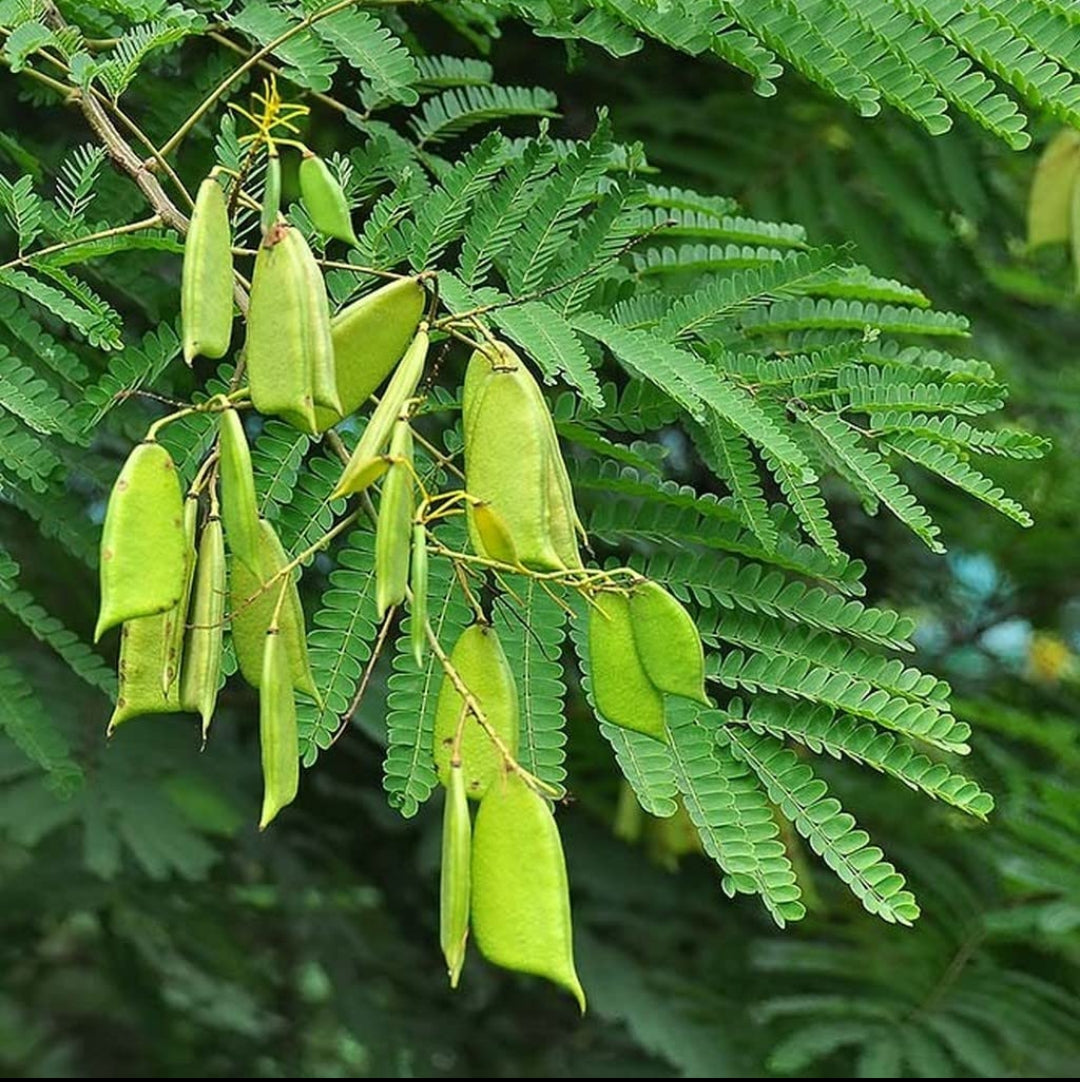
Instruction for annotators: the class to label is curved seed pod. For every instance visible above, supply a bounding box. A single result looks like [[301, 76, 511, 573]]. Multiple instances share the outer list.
[[1028, 129, 1080, 248], [107, 611, 184, 734], [471, 773, 585, 1012], [314, 276, 426, 430], [588, 592, 666, 742], [161, 496, 199, 695], [259, 629, 300, 830], [432, 624, 519, 800], [247, 223, 333, 432], [517, 350, 587, 555], [180, 517, 227, 739], [230, 518, 319, 704], [629, 580, 709, 705], [440, 763, 471, 988], [463, 345, 565, 571], [260, 147, 281, 238], [332, 325, 429, 498], [182, 175, 233, 364], [471, 501, 518, 566], [375, 419, 414, 618], [219, 408, 261, 573], [410, 522, 428, 667], [299, 152, 358, 245], [96, 441, 188, 642]]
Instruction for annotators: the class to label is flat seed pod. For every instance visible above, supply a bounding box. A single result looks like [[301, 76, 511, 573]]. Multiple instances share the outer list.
[[259, 629, 300, 830], [332, 326, 428, 498], [107, 611, 185, 734], [180, 517, 226, 740], [1028, 129, 1080, 248], [471, 501, 518, 566], [588, 592, 666, 742], [410, 522, 428, 667], [160, 496, 198, 695], [96, 441, 188, 642], [230, 518, 319, 704], [182, 175, 233, 364], [471, 773, 585, 1012], [375, 419, 414, 617], [219, 408, 261, 573], [628, 580, 709, 705], [432, 625, 519, 800], [314, 276, 425, 430], [299, 152, 358, 245], [463, 346, 564, 571], [246, 223, 320, 433], [260, 148, 281, 238], [440, 764, 471, 988]]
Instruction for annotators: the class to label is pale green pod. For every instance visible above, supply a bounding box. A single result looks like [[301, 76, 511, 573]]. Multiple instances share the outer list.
[[160, 496, 198, 695], [588, 592, 666, 742], [230, 518, 319, 704], [182, 175, 233, 364], [332, 326, 429, 498], [219, 408, 261, 573], [463, 347, 565, 571], [261, 148, 281, 238], [246, 223, 323, 432], [107, 611, 184, 734], [180, 517, 226, 739], [440, 763, 471, 988], [375, 419, 414, 618], [471, 773, 585, 1012], [1028, 129, 1080, 248], [299, 152, 358, 246], [432, 625, 519, 800], [314, 276, 426, 430], [471, 501, 518, 567], [96, 441, 188, 642], [410, 522, 428, 668], [628, 580, 709, 705], [258, 629, 300, 830]]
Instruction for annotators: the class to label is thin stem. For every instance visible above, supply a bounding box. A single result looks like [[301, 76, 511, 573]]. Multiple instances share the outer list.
[[0, 215, 161, 272], [326, 607, 397, 748]]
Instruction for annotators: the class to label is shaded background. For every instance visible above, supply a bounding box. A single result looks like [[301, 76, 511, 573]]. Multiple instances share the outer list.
[[2, 11, 1079, 1078]]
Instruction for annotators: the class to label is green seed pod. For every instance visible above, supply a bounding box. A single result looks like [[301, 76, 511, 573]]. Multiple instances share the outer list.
[[247, 222, 341, 432], [471, 502, 518, 567], [588, 592, 666, 742], [463, 344, 570, 571], [107, 611, 184, 734], [258, 629, 300, 830], [230, 518, 319, 704], [96, 441, 188, 642], [410, 522, 428, 668], [219, 408, 261, 574], [314, 277, 426, 430], [629, 581, 709, 705], [182, 175, 233, 364], [261, 147, 281, 238], [299, 152, 358, 246], [432, 625, 519, 800], [180, 517, 226, 740], [440, 763, 471, 988], [375, 419, 414, 618], [471, 773, 585, 1012], [332, 325, 429, 498], [1028, 129, 1080, 248], [160, 496, 199, 695]]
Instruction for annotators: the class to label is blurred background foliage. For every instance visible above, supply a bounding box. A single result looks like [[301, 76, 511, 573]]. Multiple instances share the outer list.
[[2, 9, 1079, 1079]]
